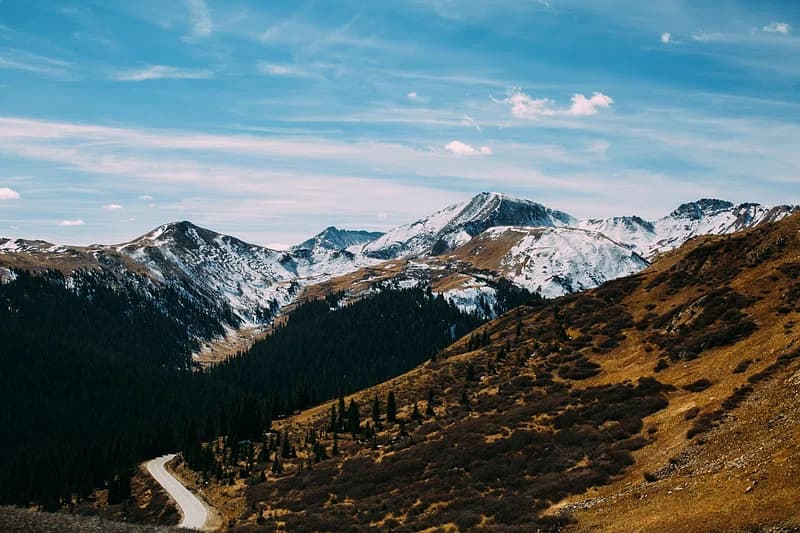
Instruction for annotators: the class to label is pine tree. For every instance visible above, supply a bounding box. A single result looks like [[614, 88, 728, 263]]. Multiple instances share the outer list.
[[411, 402, 423, 421], [466, 363, 476, 381], [460, 390, 470, 409], [386, 390, 397, 423], [332, 433, 339, 455], [337, 395, 346, 432], [280, 432, 291, 459], [426, 389, 435, 417], [371, 395, 381, 424], [329, 404, 337, 433], [347, 399, 360, 438]]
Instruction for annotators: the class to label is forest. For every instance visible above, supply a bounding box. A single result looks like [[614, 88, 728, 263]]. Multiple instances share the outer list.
[[0, 269, 532, 510]]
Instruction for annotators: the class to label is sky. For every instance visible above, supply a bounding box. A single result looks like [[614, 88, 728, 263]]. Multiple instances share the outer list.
[[0, 0, 798, 248]]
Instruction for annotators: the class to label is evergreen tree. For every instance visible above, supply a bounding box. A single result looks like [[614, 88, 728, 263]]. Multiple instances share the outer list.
[[371, 395, 381, 424], [426, 389, 435, 417], [347, 400, 361, 438], [460, 390, 470, 409], [280, 432, 291, 459], [337, 395, 346, 432], [411, 402, 423, 421], [386, 391, 397, 423]]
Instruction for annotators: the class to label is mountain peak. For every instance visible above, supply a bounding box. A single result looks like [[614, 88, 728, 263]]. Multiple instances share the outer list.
[[670, 199, 735, 220], [293, 227, 384, 252]]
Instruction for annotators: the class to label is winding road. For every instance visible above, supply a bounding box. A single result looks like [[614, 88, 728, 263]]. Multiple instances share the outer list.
[[145, 454, 209, 530]]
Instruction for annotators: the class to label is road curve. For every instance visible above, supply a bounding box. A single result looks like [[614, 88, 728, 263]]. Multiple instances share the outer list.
[[145, 454, 208, 530]]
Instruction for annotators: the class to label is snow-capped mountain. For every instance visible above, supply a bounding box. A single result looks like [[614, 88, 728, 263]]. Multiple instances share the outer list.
[[462, 226, 649, 298], [2, 193, 797, 355], [579, 199, 799, 259], [361, 192, 575, 260], [293, 227, 383, 253], [115, 221, 300, 325]]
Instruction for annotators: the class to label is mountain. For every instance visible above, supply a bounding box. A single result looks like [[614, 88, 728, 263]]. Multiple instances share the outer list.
[[579, 199, 798, 259], [459, 226, 649, 298], [2, 194, 796, 362], [115, 221, 299, 326], [184, 211, 800, 532], [361, 192, 576, 260], [293, 226, 383, 253]]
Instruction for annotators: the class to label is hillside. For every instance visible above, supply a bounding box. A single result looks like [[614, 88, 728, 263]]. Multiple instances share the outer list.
[[180, 213, 800, 532]]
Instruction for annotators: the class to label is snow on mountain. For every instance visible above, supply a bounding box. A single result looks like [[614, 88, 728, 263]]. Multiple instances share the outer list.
[[649, 200, 798, 257], [362, 192, 575, 260], [293, 227, 383, 253], [454, 226, 649, 298], [116, 221, 300, 325], [2, 195, 796, 353], [579, 199, 799, 259], [289, 226, 385, 282]]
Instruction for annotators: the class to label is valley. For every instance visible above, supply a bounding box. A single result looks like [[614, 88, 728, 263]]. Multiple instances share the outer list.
[[2, 193, 799, 532]]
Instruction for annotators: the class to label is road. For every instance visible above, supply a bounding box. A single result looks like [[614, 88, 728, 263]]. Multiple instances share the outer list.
[[145, 454, 209, 530]]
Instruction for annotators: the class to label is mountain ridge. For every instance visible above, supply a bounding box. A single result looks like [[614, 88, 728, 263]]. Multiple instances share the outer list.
[[1, 193, 796, 365]]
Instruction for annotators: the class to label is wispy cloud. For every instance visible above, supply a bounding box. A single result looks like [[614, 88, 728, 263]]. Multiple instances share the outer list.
[[256, 62, 320, 79], [763, 22, 790, 35], [690, 31, 723, 42], [587, 140, 611, 155], [59, 219, 85, 226], [103, 204, 123, 210], [0, 49, 71, 76], [444, 140, 491, 156], [0, 187, 20, 200], [499, 89, 614, 119], [661, 32, 671, 44], [113, 65, 213, 81], [186, 0, 212, 39], [139, 195, 154, 200]]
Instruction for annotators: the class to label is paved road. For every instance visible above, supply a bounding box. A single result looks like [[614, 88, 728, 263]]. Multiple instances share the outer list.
[[145, 454, 208, 530]]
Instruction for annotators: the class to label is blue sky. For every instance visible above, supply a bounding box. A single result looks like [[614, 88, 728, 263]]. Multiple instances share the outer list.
[[0, 0, 798, 247]]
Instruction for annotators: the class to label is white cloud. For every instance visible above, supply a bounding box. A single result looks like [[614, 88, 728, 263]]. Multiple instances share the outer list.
[[103, 203, 123, 210], [59, 219, 85, 226], [0, 187, 20, 200], [114, 65, 213, 81], [587, 140, 611, 155], [763, 22, 790, 35], [691, 31, 722, 42], [266, 242, 290, 251], [502, 91, 556, 118], [140, 194, 153, 200], [444, 140, 492, 156], [0, 49, 71, 76], [257, 62, 318, 79], [407, 91, 418, 100], [568, 92, 614, 116], [186, 0, 212, 38], [500, 89, 613, 118], [661, 32, 671, 44]]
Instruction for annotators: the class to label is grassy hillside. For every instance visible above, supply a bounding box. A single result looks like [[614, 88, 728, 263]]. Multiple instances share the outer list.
[[181, 213, 800, 532]]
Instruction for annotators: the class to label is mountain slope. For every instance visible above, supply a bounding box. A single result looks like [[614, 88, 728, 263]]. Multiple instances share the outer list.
[[361, 192, 576, 260], [187, 212, 800, 532], [116, 221, 299, 325]]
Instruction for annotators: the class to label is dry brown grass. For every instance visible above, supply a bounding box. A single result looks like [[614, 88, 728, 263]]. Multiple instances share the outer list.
[[177, 214, 800, 531]]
